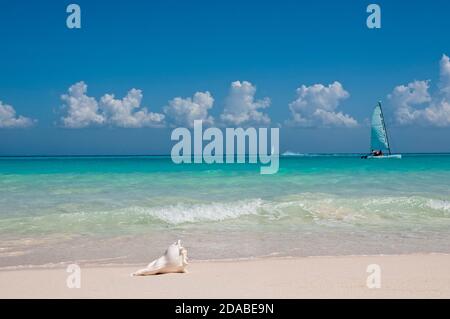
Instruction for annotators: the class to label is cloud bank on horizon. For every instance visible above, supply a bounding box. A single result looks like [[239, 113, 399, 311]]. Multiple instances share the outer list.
[[2, 55, 450, 130]]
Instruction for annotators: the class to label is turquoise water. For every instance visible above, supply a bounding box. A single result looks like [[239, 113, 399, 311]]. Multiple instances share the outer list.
[[1, 154, 450, 267]]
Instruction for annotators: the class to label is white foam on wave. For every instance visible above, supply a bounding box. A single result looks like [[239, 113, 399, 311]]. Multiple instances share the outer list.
[[427, 199, 450, 212], [126, 199, 264, 224], [265, 193, 450, 226], [282, 151, 305, 156], [7, 194, 450, 233]]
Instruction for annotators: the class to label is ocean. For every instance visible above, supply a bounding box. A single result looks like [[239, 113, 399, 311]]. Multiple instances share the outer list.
[[1, 154, 450, 267]]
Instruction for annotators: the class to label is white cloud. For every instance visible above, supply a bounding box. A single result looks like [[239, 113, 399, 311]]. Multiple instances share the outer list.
[[220, 81, 271, 126], [439, 54, 450, 98], [0, 101, 35, 128], [389, 54, 450, 127], [60, 82, 165, 128], [100, 89, 165, 128], [61, 81, 105, 128], [388, 80, 432, 125], [287, 81, 357, 128], [163, 91, 214, 128]]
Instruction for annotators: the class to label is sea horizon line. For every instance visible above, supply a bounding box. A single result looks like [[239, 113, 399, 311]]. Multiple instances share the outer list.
[[1, 152, 450, 158]]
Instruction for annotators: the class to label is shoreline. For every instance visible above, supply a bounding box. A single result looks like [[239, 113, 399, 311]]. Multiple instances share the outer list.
[[1, 251, 449, 271], [1, 253, 449, 298]]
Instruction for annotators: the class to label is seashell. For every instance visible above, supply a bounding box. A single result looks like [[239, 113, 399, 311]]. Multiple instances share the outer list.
[[132, 240, 188, 276]]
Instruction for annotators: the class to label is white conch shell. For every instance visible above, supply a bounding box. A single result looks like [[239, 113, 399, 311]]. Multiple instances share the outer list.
[[132, 240, 188, 276]]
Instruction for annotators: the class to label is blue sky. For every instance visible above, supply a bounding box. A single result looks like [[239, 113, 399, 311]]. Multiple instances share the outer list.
[[0, 0, 449, 155]]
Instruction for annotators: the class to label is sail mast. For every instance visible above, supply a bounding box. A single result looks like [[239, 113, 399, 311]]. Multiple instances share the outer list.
[[378, 101, 391, 155]]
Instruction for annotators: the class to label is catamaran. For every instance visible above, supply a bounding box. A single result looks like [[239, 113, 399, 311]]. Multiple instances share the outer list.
[[361, 101, 402, 159]]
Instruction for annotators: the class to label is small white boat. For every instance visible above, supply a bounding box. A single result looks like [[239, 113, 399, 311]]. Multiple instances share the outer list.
[[361, 102, 401, 159]]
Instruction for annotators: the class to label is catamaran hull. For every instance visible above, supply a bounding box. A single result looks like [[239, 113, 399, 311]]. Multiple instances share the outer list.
[[361, 154, 402, 159]]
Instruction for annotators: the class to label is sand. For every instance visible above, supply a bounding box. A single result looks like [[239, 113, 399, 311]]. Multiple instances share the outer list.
[[0, 254, 449, 298]]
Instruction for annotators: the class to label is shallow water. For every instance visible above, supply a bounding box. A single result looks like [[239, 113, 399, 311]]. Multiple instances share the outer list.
[[1, 154, 450, 267]]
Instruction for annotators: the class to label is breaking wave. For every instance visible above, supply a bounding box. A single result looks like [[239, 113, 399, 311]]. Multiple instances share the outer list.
[[124, 199, 264, 224], [1, 194, 450, 236]]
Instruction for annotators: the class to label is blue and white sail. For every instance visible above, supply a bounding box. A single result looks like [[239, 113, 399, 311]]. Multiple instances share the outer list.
[[370, 102, 390, 153]]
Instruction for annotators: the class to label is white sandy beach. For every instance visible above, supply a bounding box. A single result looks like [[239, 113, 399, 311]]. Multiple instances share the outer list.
[[0, 254, 449, 298]]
